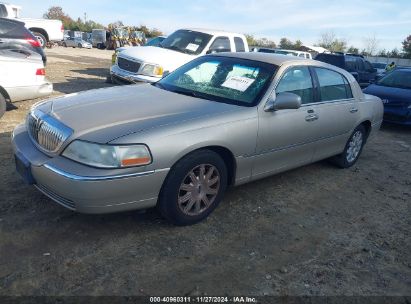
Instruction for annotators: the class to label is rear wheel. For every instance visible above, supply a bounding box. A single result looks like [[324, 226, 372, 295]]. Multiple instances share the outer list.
[[158, 150, 228, 226], [332, 125, 366, 168], [0, 93, 7, 118], [33, 32, 47, 48]]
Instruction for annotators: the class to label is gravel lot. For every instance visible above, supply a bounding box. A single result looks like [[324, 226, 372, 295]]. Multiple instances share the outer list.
[[0, 47, 410, 297]]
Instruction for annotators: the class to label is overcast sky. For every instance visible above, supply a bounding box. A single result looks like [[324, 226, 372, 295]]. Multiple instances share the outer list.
[[12, 0, 410, 51]]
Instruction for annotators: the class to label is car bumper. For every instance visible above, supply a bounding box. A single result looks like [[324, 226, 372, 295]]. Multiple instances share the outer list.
[[110, 64, 160, 83], [384, 106, 411, 125], [11, 124, 169, 214], [7, 81, 53, 103]]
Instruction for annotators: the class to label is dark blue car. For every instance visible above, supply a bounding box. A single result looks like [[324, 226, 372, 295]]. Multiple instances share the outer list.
[[363, 68, 411, 125]]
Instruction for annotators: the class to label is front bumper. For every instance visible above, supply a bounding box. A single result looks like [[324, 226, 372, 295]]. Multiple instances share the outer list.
[[110, 64, 160, 84], [384, 106, 411, 125], [11, 124, 169, 214]]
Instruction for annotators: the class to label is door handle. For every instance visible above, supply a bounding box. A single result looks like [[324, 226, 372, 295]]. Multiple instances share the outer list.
[[350, 108, 358, 113], [305, 114, 318, 122]]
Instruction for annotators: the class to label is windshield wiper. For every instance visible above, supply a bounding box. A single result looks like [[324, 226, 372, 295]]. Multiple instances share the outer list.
[[164, 45, 190, 54], [172, 89, 212, 101]]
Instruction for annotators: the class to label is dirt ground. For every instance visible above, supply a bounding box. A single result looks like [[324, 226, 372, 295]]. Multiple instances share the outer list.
[[0, 47, 410, 297]]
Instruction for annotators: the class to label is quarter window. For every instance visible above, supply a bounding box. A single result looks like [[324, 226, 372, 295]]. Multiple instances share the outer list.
[[314, 68, 353, 101], [276, 66, 314, 104], [234, 37, 245, 52]]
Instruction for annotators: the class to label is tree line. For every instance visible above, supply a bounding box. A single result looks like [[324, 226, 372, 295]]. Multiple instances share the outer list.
[[43, 6, 163, 38], [247, 30, 411, 59]]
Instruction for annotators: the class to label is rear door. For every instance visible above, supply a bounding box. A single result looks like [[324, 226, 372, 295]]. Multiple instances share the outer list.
[[310, 67, 360, 160]]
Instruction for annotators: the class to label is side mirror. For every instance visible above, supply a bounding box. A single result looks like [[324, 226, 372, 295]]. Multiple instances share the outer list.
[[162, 70, 170, 78], [264, 92, 302, 112]]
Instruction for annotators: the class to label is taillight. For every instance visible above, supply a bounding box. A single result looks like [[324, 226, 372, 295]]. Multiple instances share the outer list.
[[27, 38, 41, 47], [61, 24, 64, 32], [36, 68, 46, 76]]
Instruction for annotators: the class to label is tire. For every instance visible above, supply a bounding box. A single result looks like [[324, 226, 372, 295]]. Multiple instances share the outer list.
[[0, 93, 6, 119], [331, 125, 366, 168], [63, 42, 67, 47], [33, 32, 47, 49], [158, 150, 228, 226], [78, 43, 82, 48]]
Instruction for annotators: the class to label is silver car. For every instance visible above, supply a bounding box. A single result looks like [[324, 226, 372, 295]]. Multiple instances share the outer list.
[[63, 37, 92, 49], [12, 53, 383, 225]]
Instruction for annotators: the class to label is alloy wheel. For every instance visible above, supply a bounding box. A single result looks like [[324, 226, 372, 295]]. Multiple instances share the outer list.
[[346, 130, 363, 163], [177, 164, 220, 216]]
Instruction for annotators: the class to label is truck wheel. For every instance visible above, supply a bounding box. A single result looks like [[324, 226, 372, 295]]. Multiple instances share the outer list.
[[331, 125, 366, 168], [0, 94, 7, 119], [158, 150, 228, 226], [33, 32, 47, 49]]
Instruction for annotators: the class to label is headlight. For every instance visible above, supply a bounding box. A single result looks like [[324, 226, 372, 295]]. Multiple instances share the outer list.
[[140, 63, 163, 77], [62, 140, 152, 168]]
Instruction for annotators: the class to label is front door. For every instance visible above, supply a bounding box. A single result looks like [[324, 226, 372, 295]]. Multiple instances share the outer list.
[[253, 66, 321, 179]]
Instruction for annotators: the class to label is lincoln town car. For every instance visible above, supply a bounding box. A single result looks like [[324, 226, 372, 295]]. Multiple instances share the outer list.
[[12, 53, 383, 225]]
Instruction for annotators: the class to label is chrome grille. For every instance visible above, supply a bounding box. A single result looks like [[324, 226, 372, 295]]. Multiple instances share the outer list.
[[27, 109, 73, 153], [118, 57, 141, 73]]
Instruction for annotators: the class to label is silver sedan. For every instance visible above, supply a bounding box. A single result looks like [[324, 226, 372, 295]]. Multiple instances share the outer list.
[[12, 53, 383, 225]]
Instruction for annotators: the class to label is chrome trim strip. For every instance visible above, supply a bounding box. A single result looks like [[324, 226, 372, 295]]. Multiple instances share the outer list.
[[43, 163, 169, 181]]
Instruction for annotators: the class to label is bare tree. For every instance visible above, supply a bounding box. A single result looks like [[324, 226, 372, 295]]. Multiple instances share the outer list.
[[363, 34, 379, 56], [316, 30, 347, 52]]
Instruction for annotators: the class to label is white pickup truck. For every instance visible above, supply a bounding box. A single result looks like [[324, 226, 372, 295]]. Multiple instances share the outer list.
[[110, 28, 249, 83], [0, 3, 64, 48]]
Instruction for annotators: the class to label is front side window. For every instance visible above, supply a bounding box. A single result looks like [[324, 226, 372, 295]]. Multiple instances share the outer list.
[[209, 37, 231, 53], [315, 68, 353, 101], [157, 56, 277, 106], [234, 37, 245, 52], [160, 30, 212, 55], [276, 66, 314, 104]]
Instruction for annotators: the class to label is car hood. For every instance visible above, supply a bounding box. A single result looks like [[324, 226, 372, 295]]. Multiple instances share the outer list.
[[119, 46, 195, 72], [363, 84, 411, 105], [35, 84, 240, 143]]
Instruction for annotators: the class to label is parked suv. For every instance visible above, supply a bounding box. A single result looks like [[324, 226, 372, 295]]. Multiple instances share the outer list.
[[0, 18, 46, 64], [315, 53, 376, 87]]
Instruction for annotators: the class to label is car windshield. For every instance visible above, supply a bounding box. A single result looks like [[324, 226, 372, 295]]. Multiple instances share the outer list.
[[376, 70, 411, 89], [159, 30, 212, 55], [155, 56, 277, 107]]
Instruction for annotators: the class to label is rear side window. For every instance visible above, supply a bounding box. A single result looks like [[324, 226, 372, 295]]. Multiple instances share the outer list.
[[276, 66, 314, 104], [0, 19, 29, 39], [314, 68, 353, 101], [209, 37, 231, 53], [234, 37, 245, 52]]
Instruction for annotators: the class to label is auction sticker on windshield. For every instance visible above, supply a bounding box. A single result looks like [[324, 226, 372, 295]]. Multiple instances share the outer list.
[[221, 76, 255, 92], [186, 43, 200, 52]]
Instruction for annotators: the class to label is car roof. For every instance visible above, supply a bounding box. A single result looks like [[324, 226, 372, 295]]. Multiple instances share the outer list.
[[180, 28, 245, 37], [0, 17, 25, 26], [210, 52, 307, 66]]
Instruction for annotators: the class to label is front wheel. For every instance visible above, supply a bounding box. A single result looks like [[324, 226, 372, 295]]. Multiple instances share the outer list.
[[158, 150, 228, 226], [332, 125, 366, 168]]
